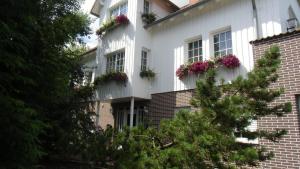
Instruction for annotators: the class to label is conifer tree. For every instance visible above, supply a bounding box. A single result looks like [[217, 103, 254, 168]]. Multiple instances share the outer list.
[[112, 46, 291, 169]]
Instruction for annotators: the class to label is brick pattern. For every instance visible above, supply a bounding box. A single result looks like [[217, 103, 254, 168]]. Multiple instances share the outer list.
[[251, 31, 300, 168], [148, 90, 194, 126]]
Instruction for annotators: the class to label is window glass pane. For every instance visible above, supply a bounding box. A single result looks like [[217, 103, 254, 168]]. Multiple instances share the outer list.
[[220, 42, 226, 50], [199, 40, 202, 47], [194, 49, 198, 56], [226, 31, 231, 40], [194, 41, 198, 48], [111, 8, 119, 17], [199, 49, 203, 55], [220, 32, 226, 41], [188, 43, 193, 50], [220, 50, 226, 56], [227, 49, 232, 55], [214, 43, 219, 51], [120, 3, 128, 15], [214, 34, 219, 43], [188, 51, 193, 58], [226, 40, 232, 48], [215, 51, 219, 57], [144, 0, 150, 13]]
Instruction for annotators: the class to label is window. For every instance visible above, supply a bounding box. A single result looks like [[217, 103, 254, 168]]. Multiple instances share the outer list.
[[84, 71, 93, 85], [117, 106, 146, 131], [144, 0, 150, 14], [213, 30, 232, 57], [141, 50, 148, 71], [111, 2, 128, 17], [188, 39, 203, 63], [106, 51, 125, 72], [235, 120, 258, 144]]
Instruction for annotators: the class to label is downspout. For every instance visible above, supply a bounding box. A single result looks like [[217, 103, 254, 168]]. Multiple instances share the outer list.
[[251, 0, 260, 39]]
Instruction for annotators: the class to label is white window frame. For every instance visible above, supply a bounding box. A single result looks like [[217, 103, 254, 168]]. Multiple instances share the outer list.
[[213, 30, 232, 57], [141, 49, 148, 71], [235, 120, 258, 144], [106, 50, 125, 73], [144, 0, 150, 14], [110, 2, 128, 17], [187, 38, 203, 63]]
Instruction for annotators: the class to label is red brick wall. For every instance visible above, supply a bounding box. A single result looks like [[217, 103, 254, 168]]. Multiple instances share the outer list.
[[148, 90, 194, 126], [251, 31, 300, 168]]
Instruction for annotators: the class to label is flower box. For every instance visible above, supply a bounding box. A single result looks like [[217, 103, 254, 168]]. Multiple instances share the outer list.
[[176, 55, 240, 80], [94, 72, 128, 86], [141, 13, 156, 25], [96, 15, 129, 36], [140, 69, 155, 79]]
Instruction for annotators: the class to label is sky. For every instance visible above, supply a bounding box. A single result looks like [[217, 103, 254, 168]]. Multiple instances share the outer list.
[[80, 0, 188, 48]]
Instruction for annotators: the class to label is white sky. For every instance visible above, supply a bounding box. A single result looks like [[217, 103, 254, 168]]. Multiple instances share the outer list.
[[80, 0, 188, 48]]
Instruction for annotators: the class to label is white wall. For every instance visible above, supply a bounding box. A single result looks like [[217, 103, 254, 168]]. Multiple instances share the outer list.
[[95, 0, 138, 100], [93, 0, 299, 101], [149, 0, 256, 94]]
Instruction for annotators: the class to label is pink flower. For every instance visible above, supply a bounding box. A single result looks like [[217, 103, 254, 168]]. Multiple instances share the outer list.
[[189, 61, 210, 74], [176, 65, 189, 80], [115, 15, 129, 25], [220, 54, 240, 69]]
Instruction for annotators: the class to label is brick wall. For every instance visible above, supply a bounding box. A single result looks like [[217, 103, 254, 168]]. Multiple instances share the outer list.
[[251, 30, 300, 168], [148, 90, 194, 126]]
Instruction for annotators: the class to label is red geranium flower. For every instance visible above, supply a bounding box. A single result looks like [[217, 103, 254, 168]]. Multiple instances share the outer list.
[[189, 61, 210, 74], [220, 54, 240, 69], [115, 15, 129, 25]]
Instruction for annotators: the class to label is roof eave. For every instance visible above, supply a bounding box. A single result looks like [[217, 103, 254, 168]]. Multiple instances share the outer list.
[[90, 0, 102, 17], [144, 0, 212, 29]]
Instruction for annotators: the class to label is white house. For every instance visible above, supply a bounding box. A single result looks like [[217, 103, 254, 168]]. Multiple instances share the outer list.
[[85, 0, 300, 131]]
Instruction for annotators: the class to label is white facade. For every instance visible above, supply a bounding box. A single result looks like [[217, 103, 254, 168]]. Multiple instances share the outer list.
[[90, 0, 300, 101]]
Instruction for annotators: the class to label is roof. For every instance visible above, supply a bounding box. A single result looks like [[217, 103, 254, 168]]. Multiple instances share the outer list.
[[90, 0, 179, 18], [144, 0, 212, 29], [250, 29, 300, 44], [90, 0, 102, 17], [80, 47, 97, 57]]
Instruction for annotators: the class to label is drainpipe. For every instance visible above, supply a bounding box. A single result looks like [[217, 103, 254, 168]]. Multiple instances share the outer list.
[[251, 0, 260, 39], [130, 97, 135, 127]]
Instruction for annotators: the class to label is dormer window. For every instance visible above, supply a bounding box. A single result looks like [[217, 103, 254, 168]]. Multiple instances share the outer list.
[[111, 2, 128, 17], [144, 0, 150, 14]]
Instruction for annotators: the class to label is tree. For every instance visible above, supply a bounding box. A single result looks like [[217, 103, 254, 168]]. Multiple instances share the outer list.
[[0, 0, 94, 168], [111, 46, 291, 169]]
